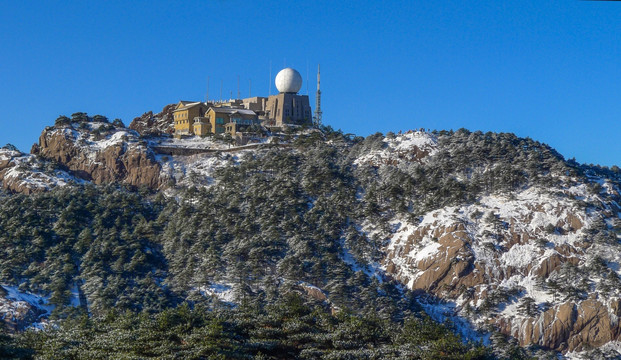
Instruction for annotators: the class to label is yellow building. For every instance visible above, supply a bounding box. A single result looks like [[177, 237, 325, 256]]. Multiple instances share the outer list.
[[173, 101, 209, 136], [192, 117, 210, 136], [205, 107, 258, 135]]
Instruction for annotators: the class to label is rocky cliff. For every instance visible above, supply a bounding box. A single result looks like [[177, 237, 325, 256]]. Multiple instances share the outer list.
[[361, 131, 621, 354], [0, 148, 81, 194], [129, 103, 176, 136], [33, 122, 163, 188]]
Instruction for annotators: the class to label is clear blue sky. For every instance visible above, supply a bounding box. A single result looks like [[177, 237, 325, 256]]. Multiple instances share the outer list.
[[0, 0, 619, 166]]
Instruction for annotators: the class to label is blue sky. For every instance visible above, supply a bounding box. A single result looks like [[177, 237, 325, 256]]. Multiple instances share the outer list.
[[0, 1, 619, 166]]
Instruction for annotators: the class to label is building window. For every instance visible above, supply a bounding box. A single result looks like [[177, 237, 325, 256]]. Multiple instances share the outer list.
[[216, 117, 224, 124]]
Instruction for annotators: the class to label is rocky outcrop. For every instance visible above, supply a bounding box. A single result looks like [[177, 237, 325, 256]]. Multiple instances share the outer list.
[[0, 288, 48, 332], [499, 299, 621, 352], [0, 148, 79, 194], [129, 103, 176, 136], [381, 187, 621, 353], [0, 300, 44, 333], [35, 126, 163, 188]]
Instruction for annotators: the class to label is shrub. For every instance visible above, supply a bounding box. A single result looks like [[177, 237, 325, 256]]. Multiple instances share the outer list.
[[55, 116, 71, 126]]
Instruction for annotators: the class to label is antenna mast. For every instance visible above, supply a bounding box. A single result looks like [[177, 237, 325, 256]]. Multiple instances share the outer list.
[[269, 61, 272, 96], [237, 75, 240, 99], [206, 76, 210, 103], [313, 64, 322, 127]]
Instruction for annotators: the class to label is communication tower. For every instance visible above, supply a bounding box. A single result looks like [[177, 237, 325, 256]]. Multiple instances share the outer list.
[[313, 64, 322, 127]]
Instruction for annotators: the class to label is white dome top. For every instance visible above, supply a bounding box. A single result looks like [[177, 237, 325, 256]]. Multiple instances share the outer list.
[[275, 68, 302, 93]]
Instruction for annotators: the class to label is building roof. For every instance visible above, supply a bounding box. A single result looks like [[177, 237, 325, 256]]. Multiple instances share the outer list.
[[209, 107, 256, 116], [174, 101, 205, 112], [242, 96, 267, 102]]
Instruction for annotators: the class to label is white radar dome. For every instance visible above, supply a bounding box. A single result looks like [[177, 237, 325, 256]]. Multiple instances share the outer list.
[[275, 68, 302, 93]]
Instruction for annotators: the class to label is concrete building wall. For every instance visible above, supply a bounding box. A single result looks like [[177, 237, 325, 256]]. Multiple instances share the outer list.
[[265, 93, 312, 126], [242, 97, 268, 112]]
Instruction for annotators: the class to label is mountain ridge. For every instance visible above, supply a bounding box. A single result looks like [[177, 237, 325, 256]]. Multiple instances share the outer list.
[[1, 110, 621, 358]]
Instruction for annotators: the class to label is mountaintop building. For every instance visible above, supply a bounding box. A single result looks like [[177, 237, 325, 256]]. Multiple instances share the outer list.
[[173, 66, 318, 139]]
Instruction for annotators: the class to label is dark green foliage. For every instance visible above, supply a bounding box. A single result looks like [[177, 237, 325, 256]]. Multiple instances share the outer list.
[[91, 115, 109, 123], [517, 297, 538, 317], [16, 298, 492, 359], [2, 144, 19, 152], [71, 112, 89, 122], [54, 115, 70, 127], [490, 331, 533, 360], [0, 185, 170, 315], [0, 329, 33, 359], [112, 118, 125, 128]]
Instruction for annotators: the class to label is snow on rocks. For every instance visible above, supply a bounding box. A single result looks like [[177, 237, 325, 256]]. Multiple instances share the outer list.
[[159, 152, 242, 189], [380, 184, 621, 353], [0, 148, 84, 194], [198, 283, 235, 304], [150, 136, 232, 150], [354, 131, 437, 167], [0, 285, 55, 331], [36, 122, 163, 188]]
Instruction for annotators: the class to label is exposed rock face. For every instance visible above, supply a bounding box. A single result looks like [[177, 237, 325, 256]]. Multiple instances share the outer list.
[[36, 124, 162, 188], [381, 184, 621, 353], [0, 299, 44, 333], [0, 287, 48, 332], [0, 148, 79, 194], [298, 283, 329, 302], [129, 103, 176, 136], [498, 299, 621, 352]]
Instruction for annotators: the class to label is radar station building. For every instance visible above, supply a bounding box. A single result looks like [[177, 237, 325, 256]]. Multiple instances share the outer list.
[[264, 68, 312, 127], [173, 66, 316, 137]]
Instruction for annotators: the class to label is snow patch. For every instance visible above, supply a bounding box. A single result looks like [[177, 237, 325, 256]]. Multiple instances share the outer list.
[[500, 243, 540, 268], [199, 283, 235, 304], [0, 285, 55, 329], [354, 131, 438, 166]]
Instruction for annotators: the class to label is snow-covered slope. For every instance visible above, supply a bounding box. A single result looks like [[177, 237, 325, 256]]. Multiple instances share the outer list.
[[354, 130, 438, 166], [370, 133, 621, 355], [0, 148, 84, 194], [6, 115, 621, 357]]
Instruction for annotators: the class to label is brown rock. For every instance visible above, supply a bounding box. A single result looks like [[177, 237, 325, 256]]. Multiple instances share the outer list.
[[129, 103, 176, 136], [36, 127, 162, 189], [299, 284, 328, 302], [567, 213, 584, 231], [511, 299, 621, 352], [0, 295, 46, 332]]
